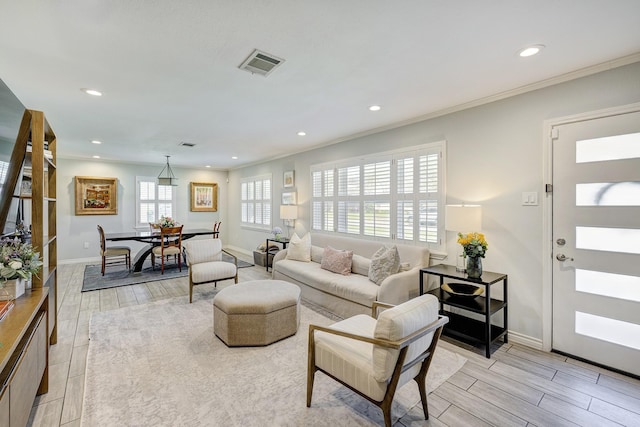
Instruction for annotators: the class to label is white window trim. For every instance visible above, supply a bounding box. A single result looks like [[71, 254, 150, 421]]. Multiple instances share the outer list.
[[240, 173, 272, 231], [135, 176, 177, 229], [310, 141, 446, 251]]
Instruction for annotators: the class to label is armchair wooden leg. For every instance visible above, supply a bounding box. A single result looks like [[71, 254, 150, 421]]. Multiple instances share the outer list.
[[189, 272, 193, 303], [307, 327, 316, 407], [416, 372, 429, 419]]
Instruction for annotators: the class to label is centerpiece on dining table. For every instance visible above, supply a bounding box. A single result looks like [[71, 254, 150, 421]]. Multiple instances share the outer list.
[[152, 216, 179, 230]]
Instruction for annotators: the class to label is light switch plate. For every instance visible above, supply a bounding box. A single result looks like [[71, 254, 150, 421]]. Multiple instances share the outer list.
[[522, 192, 538, 206]]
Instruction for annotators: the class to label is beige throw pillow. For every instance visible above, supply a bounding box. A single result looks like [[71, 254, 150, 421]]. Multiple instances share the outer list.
[[320, 246, 353, 275], [285, 232, 311, 262], [368, 245, 400, 285], [351, 254, 371, 276]]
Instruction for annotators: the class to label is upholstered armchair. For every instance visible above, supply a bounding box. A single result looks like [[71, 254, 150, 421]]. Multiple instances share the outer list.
[[183, 239, 238, 303], [307, 294, 448, 427]]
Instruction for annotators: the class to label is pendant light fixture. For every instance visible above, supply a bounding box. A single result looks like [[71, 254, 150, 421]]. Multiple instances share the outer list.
[[158, 155, 178, 186]]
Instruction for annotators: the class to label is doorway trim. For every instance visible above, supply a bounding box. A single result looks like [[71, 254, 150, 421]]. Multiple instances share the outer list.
[[541, 101, 640, 352]]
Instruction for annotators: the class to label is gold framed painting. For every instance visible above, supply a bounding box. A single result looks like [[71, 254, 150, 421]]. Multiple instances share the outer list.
[[190, 182, 218, 212], [283, 170, 294, 188], [75, 176, 118, 215]]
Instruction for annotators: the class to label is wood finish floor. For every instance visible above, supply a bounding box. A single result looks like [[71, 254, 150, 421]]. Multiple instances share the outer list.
[[27, 253, 640, 427]]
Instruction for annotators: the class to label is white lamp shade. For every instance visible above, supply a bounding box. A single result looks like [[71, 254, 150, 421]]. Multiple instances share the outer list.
[[280, 205, 298, 220], [445, 205, 482, 232]]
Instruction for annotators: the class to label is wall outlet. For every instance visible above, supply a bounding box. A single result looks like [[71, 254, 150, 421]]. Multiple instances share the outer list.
[[83, 241, 90, 249]]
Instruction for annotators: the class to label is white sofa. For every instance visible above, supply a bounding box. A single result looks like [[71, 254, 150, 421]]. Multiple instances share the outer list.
[[271, 233, 429, 319]]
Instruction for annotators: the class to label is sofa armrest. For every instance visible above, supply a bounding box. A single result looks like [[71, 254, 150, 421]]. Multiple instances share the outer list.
[[377, 267, 421, 305], [271, 248, 288, 267]]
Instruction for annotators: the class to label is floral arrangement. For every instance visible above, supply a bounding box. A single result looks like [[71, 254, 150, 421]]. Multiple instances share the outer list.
[[0, 237, 43, 281], [457, 232, 488, 259], [272, 226, 284, 238], [158, 216, 177, 228]]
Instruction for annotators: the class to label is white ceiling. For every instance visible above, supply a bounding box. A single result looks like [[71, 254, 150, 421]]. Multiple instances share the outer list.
[[1, 1, 640, 170]]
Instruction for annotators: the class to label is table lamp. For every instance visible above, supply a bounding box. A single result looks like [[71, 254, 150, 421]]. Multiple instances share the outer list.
[[445, 204, 482, 271]]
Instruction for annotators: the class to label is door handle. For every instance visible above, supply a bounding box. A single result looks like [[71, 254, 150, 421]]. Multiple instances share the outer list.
[[556, 254, 574, 261]]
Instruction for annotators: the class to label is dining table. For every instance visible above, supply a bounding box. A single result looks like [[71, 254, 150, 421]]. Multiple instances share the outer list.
[[105, 228, 216, 272]]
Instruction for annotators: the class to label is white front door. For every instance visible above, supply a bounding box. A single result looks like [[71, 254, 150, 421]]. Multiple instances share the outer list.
[[552, 110, 640, 376]]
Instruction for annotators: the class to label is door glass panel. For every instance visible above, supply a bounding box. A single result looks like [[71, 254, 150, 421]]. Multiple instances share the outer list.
[[576, 269, 640, 302], [576, 182, 640, 206], [576, 226, 640, 254], [576, 311, 640, 350], [576, 132, 640, 163]]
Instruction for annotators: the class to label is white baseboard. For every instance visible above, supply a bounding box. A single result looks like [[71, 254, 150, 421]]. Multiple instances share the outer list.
[[508, 330, 543, 350], [59, 257, 101, 265], [225, 245, 252, 257]]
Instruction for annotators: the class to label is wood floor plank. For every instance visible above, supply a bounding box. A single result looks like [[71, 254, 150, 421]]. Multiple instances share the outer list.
[[60, 374, 84, 425], [492, 350, 557, 380], [467, 381, 579, 427], [115, 285, 137, 307], [131, 283, 153, 303], [438, 404, 495, 427], [490, 360, 592, 409], [506, 346, 599, 383], [28, 398, 64, 427], [565, 357, 640, 386], [68, 344, 89, 378], [447, 370, 476, 390], [598, 374, 640, 400], [538, 394, 620, 427], [553, 371, 640, 415], [434, 382, 527, 426], [98, 287, 118, 312], [589, 397, 640, 426], [461, 359, 544, 405], [437, 339, 495, 369]]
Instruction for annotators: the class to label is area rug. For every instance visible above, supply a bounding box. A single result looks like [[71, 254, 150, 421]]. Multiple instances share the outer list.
[[81, 254, 253, 292], [82, 297, 466, 426]]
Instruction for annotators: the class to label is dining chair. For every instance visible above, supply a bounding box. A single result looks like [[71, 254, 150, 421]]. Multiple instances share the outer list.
[[151, 225, 183, 274], [307, 294, 448, 427], [97, 225, 131, 276], [213, 221, 222, 238]]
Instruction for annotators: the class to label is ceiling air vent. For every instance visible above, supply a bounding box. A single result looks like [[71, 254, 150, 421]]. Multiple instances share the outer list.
[[239, 49, 285, 77], [179, 142, 196, 147]]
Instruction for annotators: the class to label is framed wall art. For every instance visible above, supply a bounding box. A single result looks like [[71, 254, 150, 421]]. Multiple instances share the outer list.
[[190, 182, 218, 212], [75, 176, 118, 215], [282, 191, 297, 205], [283, 170, 294, 188]]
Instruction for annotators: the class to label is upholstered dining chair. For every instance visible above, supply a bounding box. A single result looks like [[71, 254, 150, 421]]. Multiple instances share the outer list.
[[307, 294, 448, 427], [182, 238, 238, 303], [213, 221, 222, 238], [151, 225, 183, 274], [97, 225, 131, 276]]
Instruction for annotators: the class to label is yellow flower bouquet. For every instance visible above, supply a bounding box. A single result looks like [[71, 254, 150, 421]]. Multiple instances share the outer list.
[[457, 232, 488, 259]]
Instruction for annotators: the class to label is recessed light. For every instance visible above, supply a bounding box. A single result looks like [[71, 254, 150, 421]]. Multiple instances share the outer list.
[[297, 131, 306, 136], [232, 156, 238, 160], [518, 45, 545, 57], [82, 88, 103, 96], [91, 140, 102, 144], [92, 155, 100, 159], [369, 105, 381, 111]]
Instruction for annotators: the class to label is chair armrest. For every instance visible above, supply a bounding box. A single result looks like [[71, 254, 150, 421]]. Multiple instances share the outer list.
[[371, 301, 396, 318], [221, 249, 238, 267]]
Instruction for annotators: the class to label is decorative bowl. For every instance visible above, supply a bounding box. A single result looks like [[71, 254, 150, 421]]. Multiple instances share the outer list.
[[441, 283, 484, 298]]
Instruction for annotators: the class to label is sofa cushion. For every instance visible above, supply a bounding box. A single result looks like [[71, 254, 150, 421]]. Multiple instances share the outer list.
[[286, 232, 311, 262], [311, 245, 324, 263], [321, 246, 353, 275], [372, 294, 439, 381], [351, 254, 371, 276], [368, 245, 400, 285], [275, 259, 378, 307]]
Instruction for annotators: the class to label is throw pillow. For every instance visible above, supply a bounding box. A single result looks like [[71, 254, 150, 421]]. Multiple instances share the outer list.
[[351, 254, 371, 276], [286, 232, 311, 262], [368, 245, 400, 285], [320, 246, 353, 275]]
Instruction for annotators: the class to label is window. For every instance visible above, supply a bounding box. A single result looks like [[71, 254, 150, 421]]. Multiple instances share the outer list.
[[135, 176, 176, 228], [311, 142, 444, 249], [241, 174, 272, 230]]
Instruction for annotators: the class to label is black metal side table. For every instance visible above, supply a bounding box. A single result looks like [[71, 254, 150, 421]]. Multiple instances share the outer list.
[[419, 264, 508, 358], [265, 237, 290, 272]]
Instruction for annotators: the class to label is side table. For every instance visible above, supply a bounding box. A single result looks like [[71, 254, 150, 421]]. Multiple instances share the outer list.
[[420, 264, 508, 358], [265, 237, 289, 272]]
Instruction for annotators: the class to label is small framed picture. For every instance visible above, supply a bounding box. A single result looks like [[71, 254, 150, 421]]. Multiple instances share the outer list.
[[190, 182, 218, 212], [282, 191, 297, 205], [75, 176, 118, 215], [283, 170, 294, 188]]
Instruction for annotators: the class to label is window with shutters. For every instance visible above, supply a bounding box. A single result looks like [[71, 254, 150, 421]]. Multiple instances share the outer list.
[[241, 174, 272, 230], [135, 176, 176, 228], [310, 142, 444, 249]]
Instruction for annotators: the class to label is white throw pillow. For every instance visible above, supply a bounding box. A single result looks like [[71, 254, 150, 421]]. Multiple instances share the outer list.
[[286, 232, 311, 262], [368, 245, 400, 285], [351, 254, 371, 276]]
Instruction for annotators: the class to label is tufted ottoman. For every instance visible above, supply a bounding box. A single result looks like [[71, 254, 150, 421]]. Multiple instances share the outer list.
[[213, 280, 301, 346]]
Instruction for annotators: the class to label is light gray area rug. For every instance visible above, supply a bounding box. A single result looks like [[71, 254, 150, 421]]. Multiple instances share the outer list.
[[82, 297, 466, 426]]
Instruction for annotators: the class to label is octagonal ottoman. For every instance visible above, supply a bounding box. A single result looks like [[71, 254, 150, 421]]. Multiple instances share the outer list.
[[213, 280, 301, 346]]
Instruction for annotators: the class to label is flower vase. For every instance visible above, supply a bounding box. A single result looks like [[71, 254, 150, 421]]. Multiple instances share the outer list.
[[275, 234, 282, 240], [466, 257, 482, 279], [1, 277, 26, 300]]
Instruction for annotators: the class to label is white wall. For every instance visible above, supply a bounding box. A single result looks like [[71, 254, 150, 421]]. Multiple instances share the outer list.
[[57, 159, 228, 261], [226, 61, 640, 342]]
